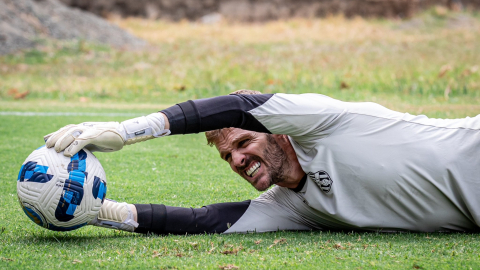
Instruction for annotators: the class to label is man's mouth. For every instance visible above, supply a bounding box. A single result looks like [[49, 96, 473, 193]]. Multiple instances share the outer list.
[[246, 161, 261, 177]]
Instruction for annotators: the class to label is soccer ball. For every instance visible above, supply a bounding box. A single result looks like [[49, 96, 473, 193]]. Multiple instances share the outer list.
[[17, 146, 107, 231]]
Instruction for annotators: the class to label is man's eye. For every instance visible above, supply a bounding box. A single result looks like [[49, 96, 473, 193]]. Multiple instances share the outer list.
[[238, 139, 249, 147], [224, 153, 231, 161]]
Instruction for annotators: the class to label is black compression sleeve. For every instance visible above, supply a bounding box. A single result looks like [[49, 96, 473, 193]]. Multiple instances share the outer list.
[[161, 94, 274, 135], [134, 204, 167, 234], [134, 200, 251, 234]]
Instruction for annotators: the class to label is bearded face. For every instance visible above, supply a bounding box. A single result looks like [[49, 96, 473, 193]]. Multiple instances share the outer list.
[[262, 134, 290, 187], [215, 129, 291, 191]]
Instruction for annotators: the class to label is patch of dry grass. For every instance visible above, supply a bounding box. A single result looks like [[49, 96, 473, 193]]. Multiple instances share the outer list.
[[112, 15, 477, 45], [1, 11, 480, 116]]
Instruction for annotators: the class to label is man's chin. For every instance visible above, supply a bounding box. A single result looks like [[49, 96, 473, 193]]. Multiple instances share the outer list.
[[251, 178, 271, 191]]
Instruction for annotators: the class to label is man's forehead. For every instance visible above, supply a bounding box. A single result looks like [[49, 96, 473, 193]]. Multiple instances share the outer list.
[[214, 128, 256, 150]]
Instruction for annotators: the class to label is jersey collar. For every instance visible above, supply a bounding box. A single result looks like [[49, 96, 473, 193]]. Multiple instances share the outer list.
[[289, 174, 307, 193]]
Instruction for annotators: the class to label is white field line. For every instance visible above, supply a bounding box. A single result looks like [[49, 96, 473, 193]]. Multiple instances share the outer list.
[[0, 111, 143, 117]]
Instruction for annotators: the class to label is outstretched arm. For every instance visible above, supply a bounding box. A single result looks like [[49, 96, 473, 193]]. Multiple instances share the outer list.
[[92, 186, 315, 234], [44, 94, 274, 156], [46, 93, 345, 156]]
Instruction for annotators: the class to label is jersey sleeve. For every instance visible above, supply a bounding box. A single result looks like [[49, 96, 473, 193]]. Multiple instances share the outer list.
[[247, 93, 346, 140], [161, 93, 346, 141], [223, 186, 317, 233]]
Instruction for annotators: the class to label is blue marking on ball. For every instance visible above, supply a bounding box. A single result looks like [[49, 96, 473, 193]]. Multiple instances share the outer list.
[[17, 161, 54, 183], [54, 150, 87, 222], [47, 222, 87, 232], [69, 171, 87, 185], [92, 176, 107, 203], [21, 204, 44, 227]]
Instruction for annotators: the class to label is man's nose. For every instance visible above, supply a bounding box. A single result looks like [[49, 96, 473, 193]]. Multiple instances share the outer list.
[[231, 151, 246, 167]]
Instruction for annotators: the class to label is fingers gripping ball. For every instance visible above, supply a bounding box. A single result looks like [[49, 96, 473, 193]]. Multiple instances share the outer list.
[[17, 146, 107, 231], [44, 122, 125, 157]]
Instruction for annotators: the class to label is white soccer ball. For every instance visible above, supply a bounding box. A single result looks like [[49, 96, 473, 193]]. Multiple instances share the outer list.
[[17, 146, 107, 231]]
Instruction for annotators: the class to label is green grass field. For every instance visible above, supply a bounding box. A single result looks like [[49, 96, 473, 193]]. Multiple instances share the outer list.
[[1, 9, 480, 269]]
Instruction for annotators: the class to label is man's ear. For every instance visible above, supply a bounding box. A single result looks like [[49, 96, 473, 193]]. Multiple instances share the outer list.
[[272, 134, 288, 145]]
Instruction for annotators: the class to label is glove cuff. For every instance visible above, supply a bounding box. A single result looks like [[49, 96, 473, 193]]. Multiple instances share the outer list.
[[119, 113, 170, 146]]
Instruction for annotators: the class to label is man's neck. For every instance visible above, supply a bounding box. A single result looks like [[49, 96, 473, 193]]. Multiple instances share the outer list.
[[274, 135, 305, 189]]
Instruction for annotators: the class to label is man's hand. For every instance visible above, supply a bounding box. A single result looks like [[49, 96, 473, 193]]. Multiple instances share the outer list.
[[44, 113, 170, 157], [44, 122, 126, 157]]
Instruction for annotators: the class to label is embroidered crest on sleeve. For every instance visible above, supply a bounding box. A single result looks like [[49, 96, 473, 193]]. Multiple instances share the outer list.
[[308, 170, 333, 194]]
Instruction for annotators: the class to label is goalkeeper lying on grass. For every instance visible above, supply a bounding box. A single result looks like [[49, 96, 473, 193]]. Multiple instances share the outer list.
[[44, 90, 480, 233]]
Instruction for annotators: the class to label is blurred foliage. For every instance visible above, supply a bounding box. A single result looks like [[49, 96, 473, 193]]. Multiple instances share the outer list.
[[0, 9, 479, 108]]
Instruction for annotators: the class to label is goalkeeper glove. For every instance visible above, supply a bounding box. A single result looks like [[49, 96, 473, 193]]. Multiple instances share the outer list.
[[44, 112, 170, 157]]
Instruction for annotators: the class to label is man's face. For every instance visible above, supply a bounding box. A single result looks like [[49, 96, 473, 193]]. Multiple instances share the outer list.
[[214, 128, 290, 191]]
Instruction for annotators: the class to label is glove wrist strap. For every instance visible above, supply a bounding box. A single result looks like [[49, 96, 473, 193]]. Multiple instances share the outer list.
[[120, 113, 170, 146]]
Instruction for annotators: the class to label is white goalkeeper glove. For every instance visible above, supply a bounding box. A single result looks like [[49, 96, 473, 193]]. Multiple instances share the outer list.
[[44, 113, 170, 157]]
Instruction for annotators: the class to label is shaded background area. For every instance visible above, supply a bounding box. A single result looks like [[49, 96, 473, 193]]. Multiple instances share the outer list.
[[0, 0, 479, 105], [1, 0, 478, 55], [0, 0, 145, 55], [60, 0, 478, 21]]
